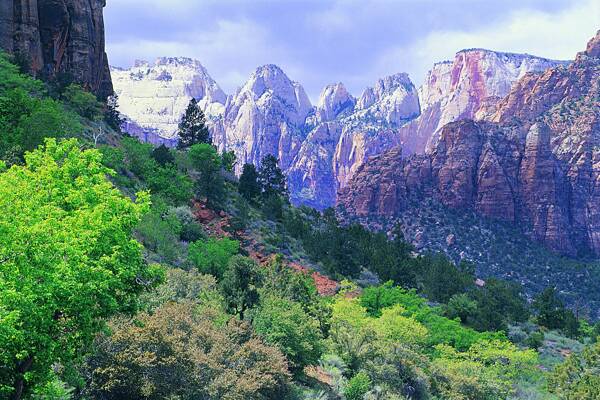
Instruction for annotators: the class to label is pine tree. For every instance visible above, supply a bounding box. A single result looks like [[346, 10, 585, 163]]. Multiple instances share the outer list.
[[177, 98, 211, 149], [104, 94, 124, 131], [258, 155, 287, 198], [238, 163, 261, 201]]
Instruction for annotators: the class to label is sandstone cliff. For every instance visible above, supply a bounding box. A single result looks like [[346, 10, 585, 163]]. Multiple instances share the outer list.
[[0, 0, 112, 98], [339, 31, 600, 258]]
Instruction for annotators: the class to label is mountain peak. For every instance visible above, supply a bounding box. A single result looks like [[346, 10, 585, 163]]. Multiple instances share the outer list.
[[316, 82, 354, 121]]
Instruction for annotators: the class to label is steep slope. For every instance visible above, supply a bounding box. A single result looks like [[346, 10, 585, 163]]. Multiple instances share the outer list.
[[111, 57, 226, 146], [0, 0, 112, 97], [339, 31, 600, 258], [396, 49, 567, 156]]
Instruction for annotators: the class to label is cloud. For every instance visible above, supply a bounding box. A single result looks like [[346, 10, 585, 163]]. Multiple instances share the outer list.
[[370, 0, 599, 89]]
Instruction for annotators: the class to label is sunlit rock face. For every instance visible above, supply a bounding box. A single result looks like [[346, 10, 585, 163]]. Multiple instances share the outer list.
[[339, 32, 600, 257], [215, 64, 313, 173], [111, 57, 226, 144], [396, 49, 568, 156]]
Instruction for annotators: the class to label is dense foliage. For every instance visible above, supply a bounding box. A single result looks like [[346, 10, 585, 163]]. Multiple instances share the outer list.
[[0, 139, 161, 399]]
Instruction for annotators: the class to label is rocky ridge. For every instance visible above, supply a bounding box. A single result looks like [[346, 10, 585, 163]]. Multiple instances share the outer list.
[[112, 48, 566, 210], [0, 0, 113, 98], [338, 31, 600, 259]]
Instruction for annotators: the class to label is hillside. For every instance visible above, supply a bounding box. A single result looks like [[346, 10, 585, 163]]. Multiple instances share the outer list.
[[1, 50, 598, 400]]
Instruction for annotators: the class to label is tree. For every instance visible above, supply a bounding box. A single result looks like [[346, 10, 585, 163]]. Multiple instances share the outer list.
[[468, 278, 529, 332], [151, 144, 175, 166], [177, 98, 210, 149], [222, 150, 237, 172], [188, 237, 240, 279], [84, 302, 291, 400], [533, 287, 568, 330], [188, 143, 225, 208], [62, 84, 103, 120], [104, 94, 123, 131], [253, 295, 324, 374], [258, 154, 287, 198], [238, 163, 261, 201], [548, 341, 600, 400], [220, 256, 261, 320], [0, 139, 161, 399], [344, 371, 371, 400]]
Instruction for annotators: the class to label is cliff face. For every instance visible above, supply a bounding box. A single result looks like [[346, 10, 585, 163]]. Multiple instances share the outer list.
[[396, 49, 566, 156], [0, 0, 112, 98], [339, 31, 600, 257]]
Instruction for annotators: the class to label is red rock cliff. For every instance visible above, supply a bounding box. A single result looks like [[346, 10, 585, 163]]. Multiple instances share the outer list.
[[338, 31, 600, 257]]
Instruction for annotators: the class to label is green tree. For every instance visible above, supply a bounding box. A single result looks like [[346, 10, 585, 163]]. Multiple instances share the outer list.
[[238, 163, 261, 201], [62, 84, 103, 120], [151, 144, 175, 166], [548, 341, 600, 399], [344, 371, 371, 400], [418, 254, 474, 304], [177, 98, 210, 149], [222, 150, 237, 172], [444, 293, 478, 324], [188, 237, 239, 279], [0, 139, 161, 399], [469, 278, 529, 332], [220, 256, 261, 320], [258, 154, 287, 198], [533, 287, 568, 330], [104, 94, 123, 131], [188, 143, 225, 208], [253, 295, 324, 374]]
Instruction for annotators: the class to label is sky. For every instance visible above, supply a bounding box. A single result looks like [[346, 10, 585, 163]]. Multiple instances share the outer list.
[[105, 0, 600, 102]]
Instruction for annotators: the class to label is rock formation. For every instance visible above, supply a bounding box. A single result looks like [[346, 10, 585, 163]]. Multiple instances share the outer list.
[[112, 48, 564, 210], [339, 31, 600, 257], [396, 49, 567, 156], [0, 0, 113, 98], [111, 58, 226, 146]]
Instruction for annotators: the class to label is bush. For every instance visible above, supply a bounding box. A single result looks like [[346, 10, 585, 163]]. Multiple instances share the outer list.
[[253, 295, 324, 374], [344, 372, 371, 400], [84, 302, 291, 400], [188, 237, 239, 279]]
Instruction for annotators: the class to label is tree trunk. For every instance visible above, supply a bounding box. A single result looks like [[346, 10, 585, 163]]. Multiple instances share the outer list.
[[11, 356, 33, 400]]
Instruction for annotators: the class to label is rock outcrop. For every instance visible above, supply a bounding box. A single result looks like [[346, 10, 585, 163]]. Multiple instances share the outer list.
[[0, 0, 113, 98], [339, 31, 600, 257]]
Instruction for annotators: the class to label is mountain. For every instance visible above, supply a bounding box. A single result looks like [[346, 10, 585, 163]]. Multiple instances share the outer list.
[[339, 31, 600, 258], [112, 49, 565, 210], [0, 0, 112, 98], [213, 64, 312, 172], [111, 57, 226, 146], [396, 49, 568, 156], [288, 73, 420, 209]]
